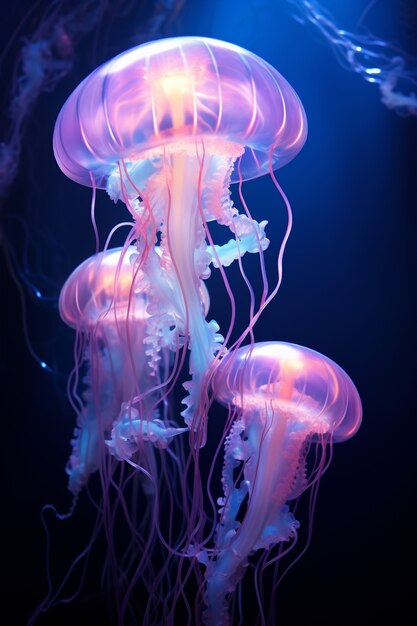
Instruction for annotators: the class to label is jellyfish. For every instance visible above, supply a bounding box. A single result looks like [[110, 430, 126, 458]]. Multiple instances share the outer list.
[[59, 245, 190, 498], [33, 245, 207, 624], [203, 341, 362, 626], [53, 36, 307, 444]]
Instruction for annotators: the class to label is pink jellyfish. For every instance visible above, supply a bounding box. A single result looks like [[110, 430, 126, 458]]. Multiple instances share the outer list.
[[53, 36, 307, 444], [59, 246, 189, 497], [204, 341, 362, 626], [36, 245, 208, 625]]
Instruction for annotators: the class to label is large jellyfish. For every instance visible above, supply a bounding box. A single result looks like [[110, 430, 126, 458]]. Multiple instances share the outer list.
[[53, 36, 307, 445], [204, 341, 362, 626]]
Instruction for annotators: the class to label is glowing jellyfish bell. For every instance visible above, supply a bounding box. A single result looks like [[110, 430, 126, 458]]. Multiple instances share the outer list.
[[59, 246, 188, 497], [59, 246, 148, 331], [53, 36, 307, 443], [205, 341, 362, 625]]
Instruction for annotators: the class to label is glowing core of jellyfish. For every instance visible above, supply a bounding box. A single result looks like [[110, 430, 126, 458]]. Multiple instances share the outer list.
[[204, 341, 362, 625], [53, 36, 307, 445]]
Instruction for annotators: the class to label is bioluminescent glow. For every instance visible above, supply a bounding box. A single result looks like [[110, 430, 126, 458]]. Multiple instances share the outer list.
[[205, 341, 362, 625], [30, 36, 361, 626], [53, 35, 307, 446], [59, 246, 190, 497]]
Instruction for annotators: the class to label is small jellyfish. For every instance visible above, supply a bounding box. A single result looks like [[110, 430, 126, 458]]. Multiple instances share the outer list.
[[204, 341, 362, 626], [53, 36, 307, 443], [59, 246, 188, 497]]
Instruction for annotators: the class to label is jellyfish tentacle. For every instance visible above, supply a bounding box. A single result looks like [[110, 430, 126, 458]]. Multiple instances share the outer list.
[[66, 342, 119, 496], [204, 406, 303, 625], [215, 418, 249, 548], [210, 216, 269, 269], [143, 310, 180, 374], [202, 154, 270, 268], [67, 417, 99, 497], [287, 439, 310, 500], [180, 317, 224, 428], [106, 405, 188, 462]]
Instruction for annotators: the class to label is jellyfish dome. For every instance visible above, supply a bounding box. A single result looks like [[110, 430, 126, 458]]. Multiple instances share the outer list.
[[53, 36, 307, 187], [59, 245, 148, 331], [212, 341, 362, 441]]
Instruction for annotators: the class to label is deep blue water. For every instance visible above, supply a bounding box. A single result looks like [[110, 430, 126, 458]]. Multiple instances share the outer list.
[[1, 1, 416, 625]]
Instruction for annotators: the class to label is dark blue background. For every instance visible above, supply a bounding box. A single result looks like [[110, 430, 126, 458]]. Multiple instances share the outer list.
[[1, 1, 416, 624]]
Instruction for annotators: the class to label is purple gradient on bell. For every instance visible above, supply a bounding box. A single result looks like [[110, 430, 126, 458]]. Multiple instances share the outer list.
[[212, 341, 362, 442], [59, 245, 147, 330], [53, 36, 307, 188]]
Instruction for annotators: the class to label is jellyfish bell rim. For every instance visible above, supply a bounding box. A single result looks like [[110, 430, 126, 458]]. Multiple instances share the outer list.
[[211, 341, 363, 443], [53, 35, 307, 190]]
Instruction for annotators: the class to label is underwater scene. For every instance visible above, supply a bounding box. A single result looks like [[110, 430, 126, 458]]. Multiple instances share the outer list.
[[0, 1, 415, 625]]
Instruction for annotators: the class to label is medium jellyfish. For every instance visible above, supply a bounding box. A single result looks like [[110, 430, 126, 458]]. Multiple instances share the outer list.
[[53, 36, 307, 444], [204, 341, 362, 626], [59, 245, 189, 497], [33, 245, 203, 624]]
